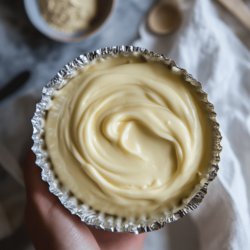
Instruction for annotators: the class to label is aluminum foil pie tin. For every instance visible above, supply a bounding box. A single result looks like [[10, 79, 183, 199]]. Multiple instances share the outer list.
[[31, 45, 222, 234]]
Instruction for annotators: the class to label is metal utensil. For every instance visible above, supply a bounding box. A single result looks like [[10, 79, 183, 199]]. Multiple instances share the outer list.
[[0, 70, 30, 101]]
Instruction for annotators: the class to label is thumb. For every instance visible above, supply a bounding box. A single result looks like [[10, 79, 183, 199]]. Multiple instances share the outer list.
[[23, 152, 100, 250]]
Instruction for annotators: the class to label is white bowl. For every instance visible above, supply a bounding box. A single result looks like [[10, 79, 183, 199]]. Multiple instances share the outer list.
[[24, 0, 114, 42]]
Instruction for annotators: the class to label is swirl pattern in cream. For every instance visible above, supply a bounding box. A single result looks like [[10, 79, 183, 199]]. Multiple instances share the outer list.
[[45, 56, 212, 217]]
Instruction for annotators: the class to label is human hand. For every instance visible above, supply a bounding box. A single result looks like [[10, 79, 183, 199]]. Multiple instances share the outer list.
[[23, 152, 145, 250]]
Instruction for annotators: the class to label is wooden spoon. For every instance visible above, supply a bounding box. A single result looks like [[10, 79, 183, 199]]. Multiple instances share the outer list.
[[217, 0, 250, 31]]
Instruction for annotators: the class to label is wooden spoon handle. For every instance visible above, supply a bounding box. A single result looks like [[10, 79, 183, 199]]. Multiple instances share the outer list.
[[217, 0, 250, 30]]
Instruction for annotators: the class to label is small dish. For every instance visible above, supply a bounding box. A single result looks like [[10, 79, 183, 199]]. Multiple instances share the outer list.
[[147, 1, 182, 35], [24, 0, 115, 42]]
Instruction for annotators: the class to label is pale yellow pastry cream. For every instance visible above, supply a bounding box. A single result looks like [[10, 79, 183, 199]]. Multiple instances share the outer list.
[[45, 56, 212, 217]]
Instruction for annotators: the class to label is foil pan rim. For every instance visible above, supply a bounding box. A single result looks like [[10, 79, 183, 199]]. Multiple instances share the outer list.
[[31, 45, 222, 234]]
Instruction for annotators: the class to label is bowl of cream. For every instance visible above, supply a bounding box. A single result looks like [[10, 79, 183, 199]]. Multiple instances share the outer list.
[[31, 46, 222, 233]]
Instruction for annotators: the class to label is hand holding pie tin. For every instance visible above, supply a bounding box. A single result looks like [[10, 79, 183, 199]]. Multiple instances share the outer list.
[[31, 46, 222, 233]]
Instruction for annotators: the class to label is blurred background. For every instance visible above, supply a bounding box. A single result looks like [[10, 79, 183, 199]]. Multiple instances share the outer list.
[[0, 0, 250, 249]]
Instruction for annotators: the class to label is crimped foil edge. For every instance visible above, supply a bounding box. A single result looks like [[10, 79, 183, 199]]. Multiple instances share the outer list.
[[31, 45, 222, 234]]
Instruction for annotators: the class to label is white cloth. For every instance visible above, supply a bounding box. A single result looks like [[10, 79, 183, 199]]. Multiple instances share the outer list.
[[137, 0, 250, 249], [0, 0, 250, 249]]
